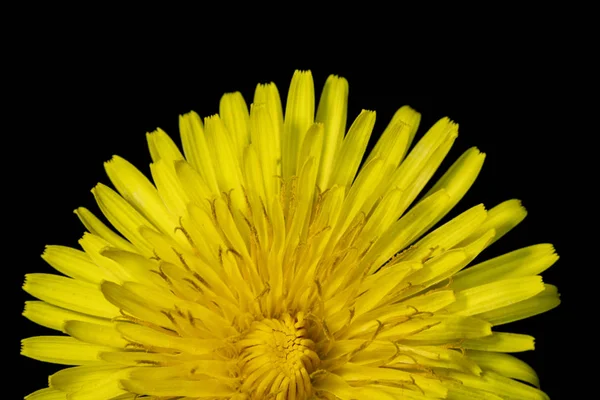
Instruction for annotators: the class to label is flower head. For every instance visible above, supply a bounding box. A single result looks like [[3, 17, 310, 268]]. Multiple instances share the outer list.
[[22, 70, 559, 399]]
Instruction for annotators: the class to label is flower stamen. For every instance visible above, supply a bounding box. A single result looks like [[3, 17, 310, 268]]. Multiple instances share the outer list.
[[236, 313, 320, 399]]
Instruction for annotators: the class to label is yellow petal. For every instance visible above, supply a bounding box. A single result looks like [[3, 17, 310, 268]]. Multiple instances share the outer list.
[[459, 199, 527, 248], [99, 350, 195, 366], [174, 159, 213, 208], [348, 290, 457, 339], [101, 281, 173, 328], [104, 155, 178, 237], [297, 122, 324, 182], [354, 261, 421, 315], [185, 201, 226, 254], [365, 105, 421, 171], [128, 360, 234, 380], [445, 384, 503, 400], [467, 350, 540, 388], [316, 74, 348, 189], [354, 187, 403, 254], [283, 70, 315, 180], [50, 364, 122, 391], [445, 276, 545, 316], [477, 284, 560, 326], [120, 378, 234, 397], [23, 273, 119, 318], [100, 248, 166, 288], [441, 370, 549, 400], [41, 245, 106, 284], [21, 336, 111, 365], [64, 320, 129, 348], [249, 103, 283, 200], [324, 157, 384, 258], [150, 158, 190, 220], [74, 207, 137, 253], [146, 128, 184, 163], [383, 117, 458, 217], [312, 372, 365, 400], [50, 364, 130, 398], [462, 332, 536, 352], [334, 363, 447, 398], [329, 110, 376, 191], [388, 249, 468, 303], [451, 244, 559, 291], [253, 82, 283, 163], [421, 147, 486, 231], [383, 315, 492, 342], [179, 111, 220, 195], [403, 203, 487, 263], [91, 183, 155, 256], [395, 230, 496, 303], [363, 189, 451, 274], [122, 280, 237, 337], [242, 145, 270, 251], [283, 157, 318, 272], [25, 388, 67, 400], [220, 91, 250, 162], [213, 196, 252, 264], [78, 233, 130, 283], [115, 322, 224, 356], [376, 386, 447, 400], [23, 301, 112, 332], [204, 115, 245, 208]]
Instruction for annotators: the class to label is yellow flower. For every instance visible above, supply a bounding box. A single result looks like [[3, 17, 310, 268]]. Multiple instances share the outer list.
[[22, 70, 559, 400]]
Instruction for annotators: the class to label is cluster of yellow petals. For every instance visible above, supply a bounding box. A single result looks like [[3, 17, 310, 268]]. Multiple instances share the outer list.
[[22, 71, 559, 400]]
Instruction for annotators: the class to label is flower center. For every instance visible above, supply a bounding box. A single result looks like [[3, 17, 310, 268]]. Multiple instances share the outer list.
[[236, 312, 320, 399]]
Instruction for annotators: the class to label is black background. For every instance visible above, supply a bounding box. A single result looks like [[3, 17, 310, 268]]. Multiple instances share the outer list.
[[11, 43, 578, 399]]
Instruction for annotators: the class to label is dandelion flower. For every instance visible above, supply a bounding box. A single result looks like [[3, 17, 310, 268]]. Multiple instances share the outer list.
[[22, 70, 560, 400]]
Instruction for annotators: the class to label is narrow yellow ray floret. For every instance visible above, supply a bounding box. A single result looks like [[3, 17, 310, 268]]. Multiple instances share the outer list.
[[22, 70, 559, 400]]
